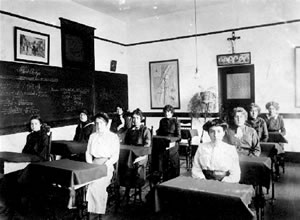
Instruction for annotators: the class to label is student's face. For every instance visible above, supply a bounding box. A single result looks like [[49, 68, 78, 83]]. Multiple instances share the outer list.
[[234, 112, 246, 126], [116, 107, 123, 115], [208, 126, 225, 142], [31, 119, 41, 132], [165, 111, 173, 119], [80, 113, 88, 122], [95, 117, 107, 132], [132, 114, 141, 127], [249, 107, 259, 119], [268, 105, 277, 116]]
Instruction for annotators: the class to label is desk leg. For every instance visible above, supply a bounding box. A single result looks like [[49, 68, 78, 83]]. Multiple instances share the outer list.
[[271, 158, 275, 203], [254, 185, 265, 220]]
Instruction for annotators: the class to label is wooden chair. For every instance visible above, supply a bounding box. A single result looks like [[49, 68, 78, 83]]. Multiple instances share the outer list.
[[178, 117, 193, 171], [123, 160, 147, 205]]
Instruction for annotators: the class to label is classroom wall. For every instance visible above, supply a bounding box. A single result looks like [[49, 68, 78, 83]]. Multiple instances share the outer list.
[[0, 0, 128, 155], [125, 0, 300, 151], [1, 0, 300, 152]]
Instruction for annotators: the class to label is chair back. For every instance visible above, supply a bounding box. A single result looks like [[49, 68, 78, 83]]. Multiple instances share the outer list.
[[179, 117, 192, 130], [46, 132, 53, 161]]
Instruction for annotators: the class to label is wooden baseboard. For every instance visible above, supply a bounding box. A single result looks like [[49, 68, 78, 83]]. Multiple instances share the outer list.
[[285, 152, 300, 163]]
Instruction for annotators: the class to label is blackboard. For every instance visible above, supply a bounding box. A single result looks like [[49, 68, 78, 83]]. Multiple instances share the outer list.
[[94, 71, 128, 113], [0, 61, 93, 135]]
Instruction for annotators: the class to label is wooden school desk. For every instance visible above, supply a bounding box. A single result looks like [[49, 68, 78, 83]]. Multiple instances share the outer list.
[[18, 159, 107, 219], [155, 176, 255, 220]]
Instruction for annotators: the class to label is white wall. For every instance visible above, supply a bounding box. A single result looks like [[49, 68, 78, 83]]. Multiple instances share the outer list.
[[1, 0, 300, 152], [0, 0, 128, 72], [126, 0, 300, 151], [0, 0, 127, 155]]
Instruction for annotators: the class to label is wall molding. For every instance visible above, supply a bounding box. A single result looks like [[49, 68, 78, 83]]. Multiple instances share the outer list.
[[143, 112, 300, 119], [1, 10, 300, 47]]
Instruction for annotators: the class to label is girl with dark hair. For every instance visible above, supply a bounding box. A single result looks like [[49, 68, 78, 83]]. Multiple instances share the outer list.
[[110, 104, 132, 142], [156, 105, 181, 179], [73, 109, 95, 143], [85, 112, 120, 219], [22, 115, 50, 161], [246, 103, 269, 142], [124, 108, 151, 147], [192, 119, 240, 183]]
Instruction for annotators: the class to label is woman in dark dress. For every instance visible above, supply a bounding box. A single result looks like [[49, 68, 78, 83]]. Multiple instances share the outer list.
[[0, 115, 50, 218], [246, 103, 269, 142], [123, 108, 151, 200], [73, 109, 95, 143], [261, 101, 286, 177], [156, 105, 181, 179], [22, 115, 50, 161], [110, 104, 132, 142]]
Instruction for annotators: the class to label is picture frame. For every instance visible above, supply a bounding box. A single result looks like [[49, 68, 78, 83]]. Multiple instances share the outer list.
[[14, 27, 49, 65], [149, 59, 180, 109], [295, 47, 300, 107], [217, 52, 251, 66]]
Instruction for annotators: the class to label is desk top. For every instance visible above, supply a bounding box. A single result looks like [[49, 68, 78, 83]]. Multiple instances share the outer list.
[[239, 156, 271, 188], [153, 135, 180, 142], [268, 132, 288, 143], [21, 159, 107, 187], [155, 176, 254, 218], [0, 151, 41, 163], [260, 142, 283, 156], [159, 176, 254, 203], [51, 140, 87, 155], [120, 144, 151, 156]]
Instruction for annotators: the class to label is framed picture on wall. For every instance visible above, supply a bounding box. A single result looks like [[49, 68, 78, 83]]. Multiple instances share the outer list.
[[296, 47, 300, 107], [14, 27, 49, 65], [149, 59, 180, 109]]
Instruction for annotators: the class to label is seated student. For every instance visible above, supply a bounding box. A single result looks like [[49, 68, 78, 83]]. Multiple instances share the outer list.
[[110, 104, 132, 141], [156, 105, 181, 179], [85, 112, 120, 220], [223, 107, 261, 157], [192, 119, 240, 183], [22, 115, 50, 161], [124, 108, 151, 148], [260, 101, 286, 143], [246, 103, 269, 142], [73, 109, 95, 143], [124, 108, 151, 181], [0, 115, 50, 217], [261, 101, 286, 177]]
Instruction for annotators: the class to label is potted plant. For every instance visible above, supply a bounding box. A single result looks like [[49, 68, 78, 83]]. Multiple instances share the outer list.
[[188, 90, 217, 120]]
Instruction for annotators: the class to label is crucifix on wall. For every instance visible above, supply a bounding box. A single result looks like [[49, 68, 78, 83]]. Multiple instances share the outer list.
[[227, 31, 241, 54]]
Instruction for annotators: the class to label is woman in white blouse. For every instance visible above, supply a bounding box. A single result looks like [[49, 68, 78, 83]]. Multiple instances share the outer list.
[[85, 112, 120, 220], [192, 119, 240, 183]]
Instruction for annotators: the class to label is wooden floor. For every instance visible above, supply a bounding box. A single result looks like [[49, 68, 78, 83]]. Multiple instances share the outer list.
[[6, 162, 300, 220], [264, 162, 300, 220]]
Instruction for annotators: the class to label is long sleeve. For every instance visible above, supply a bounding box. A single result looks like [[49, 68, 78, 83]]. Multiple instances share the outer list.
[[142, 127, 152, 147], [279, 116, 286, 136], [222, 147, 241, 183], [85, 136, 94, 164], [85, 131, 120, 167], [175, 119, 181, 139], [191, 146, 206, 179], [105, 134, 120, 168], [261, 119, 269, 142], [192, 142, 241, 183], [250, 131, 261, 157]]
